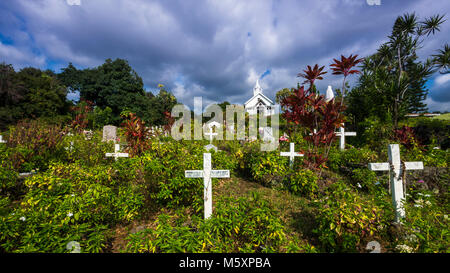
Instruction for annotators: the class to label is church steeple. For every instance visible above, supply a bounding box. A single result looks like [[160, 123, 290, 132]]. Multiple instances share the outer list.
[[253, 79, 262, 96]]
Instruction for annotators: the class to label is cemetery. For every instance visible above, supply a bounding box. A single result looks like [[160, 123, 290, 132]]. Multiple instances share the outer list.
[[0, 8, 448, 254]]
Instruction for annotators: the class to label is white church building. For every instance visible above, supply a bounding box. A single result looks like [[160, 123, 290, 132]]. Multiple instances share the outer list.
[[244, 79, 275, 116]]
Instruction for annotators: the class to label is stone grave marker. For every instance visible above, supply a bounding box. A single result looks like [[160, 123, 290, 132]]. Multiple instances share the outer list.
[[185, 153, 230, 219], [102, 125, 117, 142], [368, 144, 423, 223]]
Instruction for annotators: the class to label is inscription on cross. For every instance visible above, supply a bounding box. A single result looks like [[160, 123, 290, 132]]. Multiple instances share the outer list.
[[368, 144, 423, 222], [185, 153, 230, 219]]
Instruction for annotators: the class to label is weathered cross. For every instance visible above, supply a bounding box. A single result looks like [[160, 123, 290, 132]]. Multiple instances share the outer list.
[[185, 153, 230, 219], [335, 125, 356, 150], [280, 142, 304, 168], [105, 144, 129, 161], [368, 144, 423, 223], [0, 135, 6, 144]]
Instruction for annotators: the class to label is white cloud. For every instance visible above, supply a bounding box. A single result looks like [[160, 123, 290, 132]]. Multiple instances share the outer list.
[[435, 74, 450, 86], [1, 0, 449, 113], [0, 41, 46, 68]]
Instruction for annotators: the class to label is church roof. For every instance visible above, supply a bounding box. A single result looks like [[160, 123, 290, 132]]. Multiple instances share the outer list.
[[244, 80, 274, 106], [245, 92, 274, 106]]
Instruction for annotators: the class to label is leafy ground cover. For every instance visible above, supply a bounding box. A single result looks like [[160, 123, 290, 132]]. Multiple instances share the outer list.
[[0, 122, 448, 253]]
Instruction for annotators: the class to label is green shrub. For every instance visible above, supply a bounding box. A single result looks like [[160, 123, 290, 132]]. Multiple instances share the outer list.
[[351, 168, 379, 193], [63, 131, 113, 167], [327, 146, 378, 173], [358, 116, 393, 151], [125, 192, 288, 253], [313, 182, 393, 252], [288, 169, 318, 198], [0, 162, 145, 252], [401, 117, 449, 149], [141, 140, 206, 212], [247, 150, 290, 187], [0, 146, 18, 193], [402, 145, 449, 168], [4, 120, 67, 172], [396, 189, 449, 253]]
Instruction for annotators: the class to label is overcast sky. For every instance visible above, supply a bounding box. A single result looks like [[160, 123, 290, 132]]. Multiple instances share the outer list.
[[1, 0, 449, 111]]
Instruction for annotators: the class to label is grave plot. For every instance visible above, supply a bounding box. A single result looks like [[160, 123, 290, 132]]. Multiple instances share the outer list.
[[0, 10, 448, 255]]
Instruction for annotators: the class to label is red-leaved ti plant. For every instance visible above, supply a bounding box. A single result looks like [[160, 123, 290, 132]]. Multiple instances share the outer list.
[[121, 112, 150, 157], [394, 125, 419, 150], [330, 54, 363, 107], [281, 80, 346, 171], [298, 64, 327, 89]]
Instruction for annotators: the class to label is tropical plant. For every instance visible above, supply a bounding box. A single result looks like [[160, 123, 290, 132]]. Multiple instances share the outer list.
[[121, 112, 150, 156]]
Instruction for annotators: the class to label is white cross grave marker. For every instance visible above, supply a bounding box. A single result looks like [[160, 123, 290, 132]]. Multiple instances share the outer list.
[[105, 144, 129, 161], [0, 135, 6, 144], [204, 123, 219, 144], [280, 142, 304, 168], [185, 153, 230, 219], [204, 122, 221, 151], [335, 125, 356, 150], [368, 144, 423, 222]]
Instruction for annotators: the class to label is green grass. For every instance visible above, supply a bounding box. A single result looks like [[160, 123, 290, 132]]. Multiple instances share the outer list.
[[433, 113, 450, 120]]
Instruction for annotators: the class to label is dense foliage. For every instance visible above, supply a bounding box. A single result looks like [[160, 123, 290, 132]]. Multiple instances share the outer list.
[[0, 12, 448, 254], [346, 13, 445, 128]]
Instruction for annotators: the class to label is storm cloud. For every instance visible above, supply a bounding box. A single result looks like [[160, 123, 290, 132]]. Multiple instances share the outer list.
[[0, 0, 449, 111]]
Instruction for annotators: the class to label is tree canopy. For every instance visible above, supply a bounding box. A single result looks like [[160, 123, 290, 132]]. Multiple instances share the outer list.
[[58, 59, 177, 126], [346, 13, 446, 128], [0, 63, 70, 130]]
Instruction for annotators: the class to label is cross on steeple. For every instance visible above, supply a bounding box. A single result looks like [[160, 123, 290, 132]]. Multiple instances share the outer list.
[[253, 79, 262, 96]]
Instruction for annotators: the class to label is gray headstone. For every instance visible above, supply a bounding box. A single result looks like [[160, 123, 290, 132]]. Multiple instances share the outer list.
[[102, 125, 117, 142]]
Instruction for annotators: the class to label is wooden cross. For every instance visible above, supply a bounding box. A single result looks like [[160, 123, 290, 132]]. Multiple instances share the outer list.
[[0, 135, 6, 144], [185, 153, 230, 219], [335, 125, 356, 150], [368, 144, 423, 223], [105, 144, 129, 161], [280, 143, 304, 168]]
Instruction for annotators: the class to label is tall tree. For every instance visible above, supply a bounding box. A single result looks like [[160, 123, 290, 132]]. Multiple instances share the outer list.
[[17, 67, 69, 119], [59, 59, 150, 125], [347, 13, 445, 128]]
